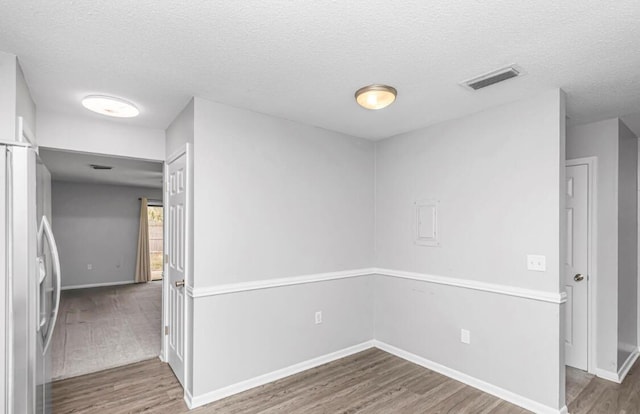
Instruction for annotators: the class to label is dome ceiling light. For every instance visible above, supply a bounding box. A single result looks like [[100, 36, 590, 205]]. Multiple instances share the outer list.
[[81, 95, 140, 118], [355, 84, 397, 110]]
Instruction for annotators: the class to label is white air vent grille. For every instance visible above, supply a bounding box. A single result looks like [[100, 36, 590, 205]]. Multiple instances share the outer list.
[[460, 65, 524, 91], [90, 164, 113, 170]]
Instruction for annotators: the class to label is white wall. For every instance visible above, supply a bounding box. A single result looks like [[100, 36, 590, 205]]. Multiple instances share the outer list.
[[51, 181, 162, 288], [187, 98, 375, 398], [166, 99, 194, 158], [16, 62, 36, 139], [37, 110, 165, 161], [193, 98, 375, 286], [617, 120, 638, 367], [0, 51, 17, 142], [566, 119, 618, 372], [374, 90, 566, 410], [192, 277, 373, 395], [566, 118, 639, 374]]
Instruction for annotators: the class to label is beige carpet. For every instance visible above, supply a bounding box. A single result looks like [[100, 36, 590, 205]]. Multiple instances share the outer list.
[[52, 282, 162, 380]]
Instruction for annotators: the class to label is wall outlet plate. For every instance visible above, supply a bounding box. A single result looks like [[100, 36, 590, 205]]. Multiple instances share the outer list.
[[461, 329, 471, 344], [526, 255, 546, 272], [315, 311, 322, 325]]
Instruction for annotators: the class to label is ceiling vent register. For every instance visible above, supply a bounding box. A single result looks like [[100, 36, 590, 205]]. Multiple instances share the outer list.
[[89, 164, 113, 170], [461, 65, 524, 90]]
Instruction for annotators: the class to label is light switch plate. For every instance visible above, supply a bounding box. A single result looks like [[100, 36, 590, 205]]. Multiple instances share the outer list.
[[527, 255, 546, 272]]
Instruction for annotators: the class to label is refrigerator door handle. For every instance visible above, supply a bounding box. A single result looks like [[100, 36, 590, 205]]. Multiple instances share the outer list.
[[38, 216, 61, 354]]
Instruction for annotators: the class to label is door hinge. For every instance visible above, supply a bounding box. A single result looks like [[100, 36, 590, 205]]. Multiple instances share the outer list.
[[164, 326, 169, 335], [165, 254, 169, 262]]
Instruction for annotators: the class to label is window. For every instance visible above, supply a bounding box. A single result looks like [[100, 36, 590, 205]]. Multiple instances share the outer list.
[[148, 205, 164, 280]]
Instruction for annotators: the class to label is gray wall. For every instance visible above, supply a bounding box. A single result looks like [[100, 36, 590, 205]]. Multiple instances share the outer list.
[[51, 181, 162, 288], [166, 98, 194, 158], [193, 98, 375, 286], [617, 120, 638, 367], [566, 118, 639, 373], [188, 98, 376, 396], [374, 90, 566, 409], [566, 119, 620, 373]]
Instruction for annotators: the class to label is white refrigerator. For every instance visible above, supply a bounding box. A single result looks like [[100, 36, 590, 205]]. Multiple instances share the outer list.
[[1, 125, 61, 414]]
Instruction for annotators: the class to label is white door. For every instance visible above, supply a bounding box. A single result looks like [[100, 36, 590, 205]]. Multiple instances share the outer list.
[[166, 149, 188, 385], [565, 164, 589, 370]]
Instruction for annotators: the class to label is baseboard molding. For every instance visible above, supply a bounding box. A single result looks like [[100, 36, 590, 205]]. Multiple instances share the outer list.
[[184, 388, 194, 409], [617, 348, 640, 383], [593, 368, 619, 382], [187, 340, 375, 409], [61, 280, 134, 290], [593, 348, 640, 384], [187, 339, 565, 413], [189, 267, 566, 304], [373, 340, 566, 414]]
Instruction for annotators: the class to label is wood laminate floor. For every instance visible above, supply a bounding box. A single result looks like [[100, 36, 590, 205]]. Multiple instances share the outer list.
[[52, 347, 640, 413], [52, 282, 162, 380], [54, 348, 530, 414]]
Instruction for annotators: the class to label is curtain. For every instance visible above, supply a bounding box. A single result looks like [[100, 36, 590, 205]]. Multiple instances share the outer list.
[[135, 197, 152, 283]]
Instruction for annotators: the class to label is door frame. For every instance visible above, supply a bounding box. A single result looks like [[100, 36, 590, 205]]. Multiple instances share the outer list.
[[566, 156, 598, 374], [160, 143, 192, 394]]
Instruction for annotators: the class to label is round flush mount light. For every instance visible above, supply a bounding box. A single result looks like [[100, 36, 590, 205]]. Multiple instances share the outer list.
[[81, 95, 140, 118], [355, 84, 397, 110]]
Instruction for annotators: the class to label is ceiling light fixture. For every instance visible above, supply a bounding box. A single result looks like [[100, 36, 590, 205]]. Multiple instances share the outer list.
[[81, 95, 140, 118], [355, 84, 397, 110]]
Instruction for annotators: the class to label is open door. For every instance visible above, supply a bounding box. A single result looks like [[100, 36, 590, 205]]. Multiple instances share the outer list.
[[565, 162, 590, 370], [164, 145, 190, 387]]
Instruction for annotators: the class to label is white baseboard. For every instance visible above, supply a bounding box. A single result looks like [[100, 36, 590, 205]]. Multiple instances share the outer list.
[[186, 340, 375, 409], [617, 348, 640, 383], [593, 348, 640, 384], [593, 368, 619, 383], [373, 340, 566, 414], [186, 339, 566, 413], [61, 280, 134, 290]]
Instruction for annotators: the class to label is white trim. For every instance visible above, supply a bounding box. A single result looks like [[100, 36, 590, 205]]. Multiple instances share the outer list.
[[593, 368, 619, 383], [189, 268, 374, 297], [373, 341, 567, 414], [60, 280, 134, 290], [566, 157, 598, 374], [617, 348, 640, 383], [188, 267, 566, 304], [375, 268, 567, 304], [186, 341, 375, 409], [187, 340, 567, 413], [161, 160, 169, 364], [166, 146, 187, 164]]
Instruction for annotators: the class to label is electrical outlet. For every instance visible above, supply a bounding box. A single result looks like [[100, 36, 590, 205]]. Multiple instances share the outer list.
[[461, 329, 471, 344], [87, 264, 93, 270], [315, 311, 322, 325], [527, 255, 546, 271]]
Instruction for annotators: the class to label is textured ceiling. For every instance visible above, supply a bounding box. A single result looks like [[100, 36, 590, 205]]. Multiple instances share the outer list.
[[39, 148, 163, 189], [1, 1, 640, 139]]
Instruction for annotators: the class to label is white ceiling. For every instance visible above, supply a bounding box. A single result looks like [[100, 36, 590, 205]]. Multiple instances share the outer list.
[[39, 148, 163, 189], [1, 1, 640, 139]]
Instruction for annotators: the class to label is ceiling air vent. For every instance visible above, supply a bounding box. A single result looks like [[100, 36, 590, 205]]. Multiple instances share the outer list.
[[90, 164, 113, 170], [460, 65, 524, 91]]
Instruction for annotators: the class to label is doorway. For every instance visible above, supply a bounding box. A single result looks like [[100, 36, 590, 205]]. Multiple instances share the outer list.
[[38, 148, 165, 380], [564, 157, 597, 405]]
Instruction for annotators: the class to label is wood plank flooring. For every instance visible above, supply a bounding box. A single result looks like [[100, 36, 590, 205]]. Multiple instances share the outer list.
[[567, 359, 640, 414], [52, 347, 640, 413], [53, 348, 528, 413]]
